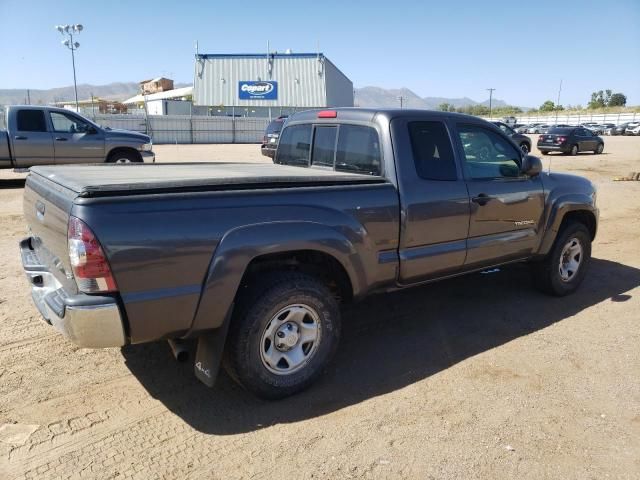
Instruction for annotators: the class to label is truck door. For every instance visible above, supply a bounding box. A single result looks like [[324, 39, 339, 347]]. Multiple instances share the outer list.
[[11, 109, 55, 167], [392, 118, 471, 284], [48, 110, 105, 164], [454, 123, 545, 267]]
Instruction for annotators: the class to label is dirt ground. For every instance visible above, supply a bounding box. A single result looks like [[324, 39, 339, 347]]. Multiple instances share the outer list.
[[0, 137, 639, 479]]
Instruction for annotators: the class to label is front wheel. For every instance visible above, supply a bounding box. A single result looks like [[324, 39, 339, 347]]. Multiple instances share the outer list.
[[106, 150, 141, 163], [531, 222, 592, 296], [224, 272, 341, 399], [520, 143, 530, 154]]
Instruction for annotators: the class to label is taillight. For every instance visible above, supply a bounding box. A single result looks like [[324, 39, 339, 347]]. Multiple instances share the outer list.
[[538, 135, 544, 141], [557, 136, 567, 143], [68, 216, 117, 293]]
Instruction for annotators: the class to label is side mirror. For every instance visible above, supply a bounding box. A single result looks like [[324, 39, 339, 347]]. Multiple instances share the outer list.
[[521, 154, 542, 177], [87, 126, 98, 135]]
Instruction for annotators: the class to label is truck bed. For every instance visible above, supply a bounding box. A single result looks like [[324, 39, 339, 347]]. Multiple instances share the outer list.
[[30, 162, 386, 197]]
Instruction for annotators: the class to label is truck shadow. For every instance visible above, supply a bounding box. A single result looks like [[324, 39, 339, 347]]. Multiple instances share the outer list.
[[0, 178, 26, 189], [121, 257, 640, 435]]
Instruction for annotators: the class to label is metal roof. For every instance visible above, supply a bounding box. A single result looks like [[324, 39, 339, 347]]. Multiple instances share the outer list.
[[196, 53, 324, 59]]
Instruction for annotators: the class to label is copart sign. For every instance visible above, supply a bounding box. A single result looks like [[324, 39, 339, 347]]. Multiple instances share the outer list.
[[238, 81, 278, 100]]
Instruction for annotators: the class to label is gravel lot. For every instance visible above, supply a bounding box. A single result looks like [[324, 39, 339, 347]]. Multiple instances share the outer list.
[[1, 137, 639, 479]]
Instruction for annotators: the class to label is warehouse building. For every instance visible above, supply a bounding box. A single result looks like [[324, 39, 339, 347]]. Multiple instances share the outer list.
[[193, 52, 353, 118]]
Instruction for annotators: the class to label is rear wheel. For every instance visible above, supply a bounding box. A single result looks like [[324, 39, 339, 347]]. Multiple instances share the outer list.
[[531, 222, 591, 296], [594, 143, 604, 154], [568, 144, 578, 156], [540, 150, 550, 155], [224, 272, 341, 399], [520, 142, 530, 154]]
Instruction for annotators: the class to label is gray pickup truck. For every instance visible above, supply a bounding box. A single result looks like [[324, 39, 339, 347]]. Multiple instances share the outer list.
[[20, 108, 598, 399], [1, 105, 154, 169]]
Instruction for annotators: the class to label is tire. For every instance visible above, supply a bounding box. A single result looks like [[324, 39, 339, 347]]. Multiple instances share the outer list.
[[569, 144, 578, 156], [224, 272, 341, 399], [531, 222, 591, 296], [540, 150, 550, 155], [520, 142, 530, 154], [594, 143, 604, 154], [106, 150, 141, 163]]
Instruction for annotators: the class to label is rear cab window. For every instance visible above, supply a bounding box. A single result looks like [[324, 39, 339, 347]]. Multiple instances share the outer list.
[[16, 110, 48, 132], [408, 121, 457, 181], [276, 123, 382, 176]]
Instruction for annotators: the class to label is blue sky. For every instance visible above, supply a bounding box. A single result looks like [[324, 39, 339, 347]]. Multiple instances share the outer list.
[[1, 0, 638, 107]]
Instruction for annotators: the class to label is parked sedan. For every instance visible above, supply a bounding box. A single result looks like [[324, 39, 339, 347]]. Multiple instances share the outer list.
[[609, 123, 631, 136], [599, 123, 616, 135], [528, 124, 550, 134], [491, 121, 532, 153], [537, 127, 604, 155]]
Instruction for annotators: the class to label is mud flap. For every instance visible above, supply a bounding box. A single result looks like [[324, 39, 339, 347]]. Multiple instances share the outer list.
[[193, 307, 232, 387]]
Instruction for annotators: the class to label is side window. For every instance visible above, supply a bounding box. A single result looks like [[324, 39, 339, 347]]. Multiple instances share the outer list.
[[582, 129, 592, 137], [335, 125, 381, 175], [311, 126, 337, 168], [457, 124, 521, 180], [275, 124, 312, 167], [408, 121, 457, 181], [16, 110, 47, 132], [49, 112, 91, 133]]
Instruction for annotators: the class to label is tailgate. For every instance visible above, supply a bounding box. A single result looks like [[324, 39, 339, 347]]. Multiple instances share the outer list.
[[23, 173, 79, 294]]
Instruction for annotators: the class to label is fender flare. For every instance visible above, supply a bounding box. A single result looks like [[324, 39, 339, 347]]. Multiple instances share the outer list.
[[537, 194, 597, 255], [186, 221, 365, 336]]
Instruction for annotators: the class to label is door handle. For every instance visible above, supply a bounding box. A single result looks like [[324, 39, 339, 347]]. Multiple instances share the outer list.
[[472, 193, 492, 206], [55, 137, 68, 141], [14, 135, 27, 140]]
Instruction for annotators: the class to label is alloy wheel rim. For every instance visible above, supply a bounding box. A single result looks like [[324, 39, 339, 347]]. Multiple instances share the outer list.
[[559, 237, 582, 282], [260, 304, 321, 375], [115, 158, 131, 164]]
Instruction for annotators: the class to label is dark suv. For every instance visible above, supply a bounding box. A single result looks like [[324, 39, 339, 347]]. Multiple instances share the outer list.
[[260, 116, 288, 158], [491, 121, 532, 154]]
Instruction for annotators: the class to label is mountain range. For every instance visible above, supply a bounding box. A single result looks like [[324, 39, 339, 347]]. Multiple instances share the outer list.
[[0, 82, 514, 109]]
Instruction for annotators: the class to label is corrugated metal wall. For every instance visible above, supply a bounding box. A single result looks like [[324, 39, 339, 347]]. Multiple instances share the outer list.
[[94, 114, 269, 144], [194, 55, 328, 107], [325, 59, 354, 107]]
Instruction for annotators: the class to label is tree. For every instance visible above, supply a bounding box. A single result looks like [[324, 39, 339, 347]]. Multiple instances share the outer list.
[[608, 93, 627, 107], [589, 90, 606, 109], [539, 100, 556, 112], [438, 103, 454, 112]]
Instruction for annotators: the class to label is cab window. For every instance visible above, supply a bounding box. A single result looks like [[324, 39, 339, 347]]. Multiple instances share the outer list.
[[49, 111, 91, 133], [335, 125, 381, 176], [457, 124, 521, 179], [408, 121, 457, 180], [275, 124, 312, 166], [16, 110, 47, 132]]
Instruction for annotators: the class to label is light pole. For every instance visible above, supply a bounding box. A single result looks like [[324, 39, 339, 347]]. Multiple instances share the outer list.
[[555, 79, 563, 124], [486, 88, 495, 119], [55, 24, 83, 111], [398, 96, 404, 109]]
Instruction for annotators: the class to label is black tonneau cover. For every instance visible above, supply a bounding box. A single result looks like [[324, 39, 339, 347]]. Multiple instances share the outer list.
[[30, 163, 386, 197]]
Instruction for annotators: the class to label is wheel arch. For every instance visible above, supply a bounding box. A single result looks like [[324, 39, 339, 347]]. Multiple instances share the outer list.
[[538, 201, 597, 255], [186, 222, 367, 337]]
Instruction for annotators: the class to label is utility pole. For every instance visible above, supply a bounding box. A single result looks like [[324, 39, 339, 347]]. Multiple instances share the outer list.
[[486, 88, 495, 119], [555, 79, 563, 123], [55, 24, 83, 111], [398, 96, 404, 109]]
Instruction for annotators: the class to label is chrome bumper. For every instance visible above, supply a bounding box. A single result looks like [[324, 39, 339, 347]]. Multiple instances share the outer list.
[[20, 237, 126, 348], [141, 150, 155, 163]]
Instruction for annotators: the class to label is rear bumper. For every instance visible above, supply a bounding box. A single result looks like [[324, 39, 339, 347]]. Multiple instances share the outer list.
[[537, 143, 569, 152], [260, 145, 276, 158], [20, 237, 126, 348]]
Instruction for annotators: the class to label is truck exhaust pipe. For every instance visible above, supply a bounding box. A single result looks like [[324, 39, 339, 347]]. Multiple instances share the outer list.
[[167, 339, 189, 362]]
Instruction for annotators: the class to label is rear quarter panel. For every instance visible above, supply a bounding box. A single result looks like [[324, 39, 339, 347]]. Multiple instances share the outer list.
[[73, 183, 399, 344]]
